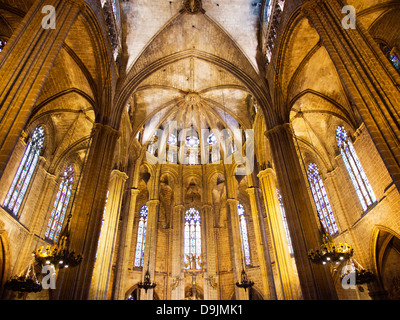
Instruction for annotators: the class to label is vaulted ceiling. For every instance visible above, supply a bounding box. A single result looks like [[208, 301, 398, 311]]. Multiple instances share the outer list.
[[118, 0, 267, 144]]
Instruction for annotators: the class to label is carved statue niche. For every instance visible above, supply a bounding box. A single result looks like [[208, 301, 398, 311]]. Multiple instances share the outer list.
[[212, 174, 226, 227], [185, 178, 201, 205], [159, 174, 173, 228]]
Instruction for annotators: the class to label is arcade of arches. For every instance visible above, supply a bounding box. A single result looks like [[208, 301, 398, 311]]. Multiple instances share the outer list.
[[0, 0, 400, 301]]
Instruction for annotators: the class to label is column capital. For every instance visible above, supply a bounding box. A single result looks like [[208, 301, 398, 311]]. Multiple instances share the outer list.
[[226, 198, 239, 206], [44, 170, 57, 182], [38, 155, 47, 167], [264, 123, 292, 139], [129, 188, 141, 196], [147, 199, 160, 206], [246, 186, 260, 196], [92, 123, 121, 139], [257, 167, 276, 179], [110, 169, 128, 181]]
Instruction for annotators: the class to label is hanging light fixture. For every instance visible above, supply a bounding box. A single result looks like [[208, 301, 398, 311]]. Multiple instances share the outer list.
[[4, 256, 42, 295], [138, 269, 157, 293], [138, 216, 156, 294], [235, 211, 254, 292], [236, 269, 255, 292], [34, 215, 82, 269], [308, 232, 354, 266], [340, 258, 375, 285]]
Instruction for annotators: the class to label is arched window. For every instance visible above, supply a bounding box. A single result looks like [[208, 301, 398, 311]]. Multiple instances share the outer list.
[[185, 136, 200, 148], [0, 39, 6, 52], [168, 134, 177, 146], [45, 165, 75, 242], [184, 208, 201, 269], [378, 42, 400, 72], [276, 189, 293, 255], [134, 205, 148, 267], [336, 126, 376, 212], [208, 133, 217, 145], [307, 163, 338, 236], [264, 0, 273, 25], [4, 126, 45, 216], [237, 204, 251, 265]]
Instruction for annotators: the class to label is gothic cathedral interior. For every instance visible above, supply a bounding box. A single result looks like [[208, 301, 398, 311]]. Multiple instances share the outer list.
[[0, 0, 400, 301]]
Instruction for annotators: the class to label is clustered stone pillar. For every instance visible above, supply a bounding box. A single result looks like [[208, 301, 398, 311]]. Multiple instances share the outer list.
[[266, 123, 337, 300], [302, 0, 400, 191], [0, 0, 84, 177], [257, 168, 295, 300], [170, 204, 184, 300], [225, 198, 248, 300], [246, 185, 277, 300], [56, 123, 120, 300], [202, 203, 218, 300], [89, 169, 128, 300], [112, 187, 140, 300]]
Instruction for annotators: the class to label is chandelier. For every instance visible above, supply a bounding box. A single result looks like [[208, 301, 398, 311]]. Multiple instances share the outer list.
[[236, 269, 254, 292], [34, 216, 82, 269], [340, 259, 375, 285], [138, 270, 157, 293], [4, 256, 42, 295], [308, 233, 354, 266]]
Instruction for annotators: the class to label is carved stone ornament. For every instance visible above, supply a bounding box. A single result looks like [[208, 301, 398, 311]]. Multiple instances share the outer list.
[[183, 0, 203, 14]]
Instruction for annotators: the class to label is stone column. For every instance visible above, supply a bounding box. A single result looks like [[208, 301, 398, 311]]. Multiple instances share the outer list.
[[246, 186, 277, 300], [89, 169, 128, 300], [0, 0, 85, 176], [266, 123, 337, 300], [112, 187, 140, 300], [257, 168, 295, 300], [202, 203, 218, 300], [226, 198, 248, 300], [57, 123, 120, 300], [302, 0, 400, 191], [170, 204, 184, 300], [140, 199, 159, 300]]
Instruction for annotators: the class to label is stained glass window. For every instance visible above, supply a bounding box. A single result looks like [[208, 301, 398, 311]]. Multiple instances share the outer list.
[[185, 136, 200, 148], [336, 126, 376, 212], [378, 42, 400, 72], [208, 133, 217, 145], [307, 163, 338, 236], [4, 126, 45, 216], [389, 54, 400, 71], [45, 165, 75, 242], [276, 189, 293, 255], [237, 204, 251, 265], [264, 0, 273, 25], [0, 39, 6, 52], [168, 134, 177, 146], [134, 205, 148, 267], [184, 208, 201, 269]]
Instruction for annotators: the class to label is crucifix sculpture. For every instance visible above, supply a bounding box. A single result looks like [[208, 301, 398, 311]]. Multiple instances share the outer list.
[[184, 254, 205, 300]]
